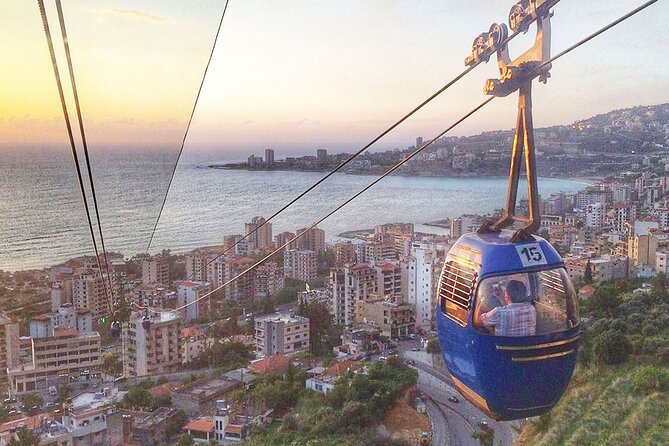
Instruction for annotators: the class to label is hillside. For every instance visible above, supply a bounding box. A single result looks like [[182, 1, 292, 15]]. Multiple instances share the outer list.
[[519, 276, 669, 445], [518, 365, 669, 446]]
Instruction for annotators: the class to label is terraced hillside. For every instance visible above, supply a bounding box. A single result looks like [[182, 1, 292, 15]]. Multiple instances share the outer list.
[[518, 365, 669, 446]]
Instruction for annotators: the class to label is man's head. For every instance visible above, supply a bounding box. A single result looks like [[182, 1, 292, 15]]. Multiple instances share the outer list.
[[505, 280, 528, 304]]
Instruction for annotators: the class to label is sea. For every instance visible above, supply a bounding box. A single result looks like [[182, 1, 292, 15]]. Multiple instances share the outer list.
[[0, 148, 589, 272]]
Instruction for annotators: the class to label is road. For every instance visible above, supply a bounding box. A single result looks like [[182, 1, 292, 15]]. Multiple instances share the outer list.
[[389, 339, 516, 446]]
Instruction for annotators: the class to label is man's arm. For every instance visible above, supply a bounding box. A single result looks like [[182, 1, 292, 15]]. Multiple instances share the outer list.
[[481, 307, 500, 329]]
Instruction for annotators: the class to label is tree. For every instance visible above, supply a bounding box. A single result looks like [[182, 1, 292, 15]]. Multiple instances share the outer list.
[[120, 387, 153, 409], [592, 331, 632, 365], [57, 386, 69, 405], [297, 301, 342, 356], [177, 433, 194, 446], [21, 393, 43, 412], [8, 427, 40, 446], [102, 353, 123, 376], [472, 424, 495, 446], [426, 338, 441, 354], [165, 410, 189, 439], [583, 260, 593, 285]]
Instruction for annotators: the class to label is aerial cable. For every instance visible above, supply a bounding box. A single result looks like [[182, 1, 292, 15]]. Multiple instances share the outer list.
[[36, 0, 112, 306], [537, 0, 659, 71], [152, 97, 495, 314], [54, 0, 116, 310], [178, 30, 526, 282], [146, 0, 232, 253], [156, 0, 662, 314]]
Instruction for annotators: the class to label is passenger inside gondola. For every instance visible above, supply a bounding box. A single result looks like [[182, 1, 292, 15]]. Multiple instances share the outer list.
[[481, 280, 537, 336]]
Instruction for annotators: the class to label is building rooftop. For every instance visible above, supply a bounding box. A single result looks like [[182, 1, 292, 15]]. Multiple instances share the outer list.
[[184, 417, 215, 433], [248, 355, 291, 376], [173, 377, 240, 400], [255, 312, 308, 324]]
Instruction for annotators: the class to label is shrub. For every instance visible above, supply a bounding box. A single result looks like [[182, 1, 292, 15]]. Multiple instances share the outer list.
[[631, 365, 669, 395], [592, 331, 631, 365]]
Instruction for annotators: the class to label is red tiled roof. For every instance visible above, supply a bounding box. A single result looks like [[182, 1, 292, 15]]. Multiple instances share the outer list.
[[248, 355, 291, 376], [324, 359, 356, 378], [184, 418, 214, 433]]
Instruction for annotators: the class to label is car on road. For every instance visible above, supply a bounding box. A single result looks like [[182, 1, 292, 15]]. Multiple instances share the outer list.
[[378, 356, 387, 361], [388, 350, 398, 356], [448, 396, 459, 403], [411, 347, 420, 352], [478, 420, 488, 427], [406, 359, 416, 366]]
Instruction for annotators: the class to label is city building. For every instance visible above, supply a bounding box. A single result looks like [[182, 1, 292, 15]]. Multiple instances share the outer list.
[[450, 215, 481, 239], [62, 390, 124, 446], [254, 313, 310, 357], [185, 251, 212, 282], [142, 253, 170, 287], [224, 257, 256, 300], [224, 234, 249, 256], [373, 261, 403, 300], [127, 407, 183, 446], [403, 242, 442, 331], [354, 299, 414, 338], [245, 216, 273, 251], [334, 242, 357, 266], [122, 311, 182, 378], [265, 148, 275, 168], [177, 281, 212, 322], [172, 376, 246, 417], [0, 314, 20, 385], [628, 234, 659, 268], [295, 227, 326, 254], [317, 148, 327, 166], [283, 249, 317, 282], [8, 329, 102, 395], [333, 264, 377, 326], [254, 262, 284, 298], [29, 305, 93, 338], [274, 231, 297, 250], [72, 268, 109, 319]]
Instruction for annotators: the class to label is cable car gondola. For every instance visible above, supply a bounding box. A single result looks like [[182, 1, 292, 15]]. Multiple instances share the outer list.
[[436, 0, 580, 421]]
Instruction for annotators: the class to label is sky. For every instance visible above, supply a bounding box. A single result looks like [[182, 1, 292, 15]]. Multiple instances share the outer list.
[[1, 0, 668, 155]]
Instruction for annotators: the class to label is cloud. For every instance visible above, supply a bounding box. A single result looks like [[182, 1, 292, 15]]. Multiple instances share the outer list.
[[96, 8, 168, 23]]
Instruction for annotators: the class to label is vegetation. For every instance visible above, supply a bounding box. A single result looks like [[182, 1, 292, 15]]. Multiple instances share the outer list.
[[297, 300, 343, 357], [8, 427, 40, 446], [520, 275, 669, 445], [426, 338, 441, 354], [116, 378, 172, 411], [241, 361, 417, 445], [187, 341, 253, 371]]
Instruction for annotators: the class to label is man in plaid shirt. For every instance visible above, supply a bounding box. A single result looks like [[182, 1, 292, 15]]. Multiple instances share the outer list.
[[481, 279, 536, 336]]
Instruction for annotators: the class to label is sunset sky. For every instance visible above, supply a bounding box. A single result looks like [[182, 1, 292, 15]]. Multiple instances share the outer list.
[[1, 0, 668, 154]]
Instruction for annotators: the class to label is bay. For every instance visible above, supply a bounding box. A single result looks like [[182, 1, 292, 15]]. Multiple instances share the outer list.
[[0, 148, 588, 271]]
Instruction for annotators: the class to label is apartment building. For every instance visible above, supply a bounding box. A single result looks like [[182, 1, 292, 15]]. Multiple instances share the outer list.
[[403, 242, 442, 331], [0, 314, 20, 385], [122, 312, 182, 378], [373, 262, 403, 300], [295, 227, 326, 254], [355, 299, 415, 339], [245, 216, 273, 251], [8, 329, 102, 395], [63, 390, 124, 446], [254, 313, 310, 357], [177, 281, 212, 322], [72, 269, 109, 319], [284, 249, 317, 282], [254, 262, 284, 298], [142, 254, 170, 287]]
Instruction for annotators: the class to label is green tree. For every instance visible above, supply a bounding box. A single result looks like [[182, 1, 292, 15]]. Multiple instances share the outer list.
[[102, 353, 123, 376], [57, 386, 69, 405], [8, 427, 40, 446], [120, 387, 153, 409], [631, 365, 669, 394], [21, 393, 43, 412], [472, 424, 495, 446], [426, 338, 441, 354], [177, 433, 194, 446], [583, 260, 593, 284], [592, 331, 632, 365], [165, 410, 189, 439]]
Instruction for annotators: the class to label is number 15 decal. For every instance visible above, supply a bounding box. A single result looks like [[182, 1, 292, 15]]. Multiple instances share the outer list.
[[515, 243, 547, 267]]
